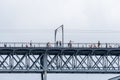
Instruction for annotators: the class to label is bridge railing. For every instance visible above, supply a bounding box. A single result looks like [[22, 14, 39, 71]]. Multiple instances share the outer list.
[[0, 42, 120, 48]]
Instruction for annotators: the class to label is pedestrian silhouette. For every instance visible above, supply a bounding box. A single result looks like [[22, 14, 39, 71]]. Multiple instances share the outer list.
[[30, 40, 32, 47], [4, 43, 7, 47], [26, 44, 28, 47], [68, 40, 72, 48], [59, 41, 62, 47], [98, 41, 100, 48], [46, 42, 51, 47], [56, 41, 59, 47], [106, 43, 108, 48]]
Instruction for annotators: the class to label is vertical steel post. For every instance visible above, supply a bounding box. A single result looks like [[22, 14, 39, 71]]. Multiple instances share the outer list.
[[54, 25, 64, 47], [41, 51, 47, 80], [41, 71, 47, 80], [25, 53, 30, 69], [62, 25, 64, 47], [9, 53, 13, 69], [103, 55, 107, 70], [118, 56, 120, 70], [41, 73, 43, 80], [54, 30, 57, 47]]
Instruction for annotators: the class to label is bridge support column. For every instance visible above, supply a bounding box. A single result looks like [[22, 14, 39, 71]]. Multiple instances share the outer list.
[[41, 71, 47, 80], [41, 51, 47, 80]]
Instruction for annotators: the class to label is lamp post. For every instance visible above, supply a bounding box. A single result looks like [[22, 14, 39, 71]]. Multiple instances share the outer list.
[[54, 25, 64, 47]]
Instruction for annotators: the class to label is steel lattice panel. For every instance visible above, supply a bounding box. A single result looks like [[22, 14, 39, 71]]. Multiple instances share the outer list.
[[0, 47, 120, 73]]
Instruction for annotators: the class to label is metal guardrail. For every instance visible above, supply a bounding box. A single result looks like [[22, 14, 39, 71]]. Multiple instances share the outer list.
[[0, 42, 120, 48]]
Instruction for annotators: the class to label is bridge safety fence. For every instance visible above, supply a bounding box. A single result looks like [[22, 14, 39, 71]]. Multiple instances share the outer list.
[[0, 42, 119, 48]]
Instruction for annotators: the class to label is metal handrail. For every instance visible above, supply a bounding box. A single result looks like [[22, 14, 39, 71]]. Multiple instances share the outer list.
[[0, 42, 120, 48]]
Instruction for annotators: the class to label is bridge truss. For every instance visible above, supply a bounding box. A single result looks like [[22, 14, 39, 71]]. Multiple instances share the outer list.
[[0, 47, 120, 80]]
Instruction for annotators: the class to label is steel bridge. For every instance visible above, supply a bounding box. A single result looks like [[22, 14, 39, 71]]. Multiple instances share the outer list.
[[0, 42, 120, 80]]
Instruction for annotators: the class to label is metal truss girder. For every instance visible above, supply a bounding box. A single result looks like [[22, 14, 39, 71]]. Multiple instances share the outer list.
[[0, 47, 120, 73], [12, 55, 26, 69]]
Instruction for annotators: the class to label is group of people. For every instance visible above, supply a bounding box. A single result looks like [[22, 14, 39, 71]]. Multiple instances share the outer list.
[[89, 41, 101, 48], [46, 41, 62, 47], [88, 41, 113, 48], [2, 41, 114, 48], [56, 41, 62, 47], [3, 41, 34, 47], [46, 40, 73, 47]]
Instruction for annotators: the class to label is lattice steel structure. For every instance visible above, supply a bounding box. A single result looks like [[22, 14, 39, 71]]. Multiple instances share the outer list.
[[1, 47, 120, 80]]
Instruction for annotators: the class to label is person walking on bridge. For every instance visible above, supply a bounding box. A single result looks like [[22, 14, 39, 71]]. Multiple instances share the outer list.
[[30, 40, 32, 47], [46, 42, 51, 47], [68, 40, 72, 48], [59, 41, 62, 47], [98, 41, 100, 48], [56, 41, 59, 47]]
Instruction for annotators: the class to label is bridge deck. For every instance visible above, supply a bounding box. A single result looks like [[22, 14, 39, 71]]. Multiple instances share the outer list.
[[0, 47, 120, 55]]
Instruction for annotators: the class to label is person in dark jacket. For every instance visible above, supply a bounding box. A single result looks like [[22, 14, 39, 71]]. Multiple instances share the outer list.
[[98, 41, 100, 48]]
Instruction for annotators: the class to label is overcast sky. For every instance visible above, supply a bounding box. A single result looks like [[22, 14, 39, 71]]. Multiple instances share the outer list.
[[0, 0, 120, 43], [0, 0, 120, 80]]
